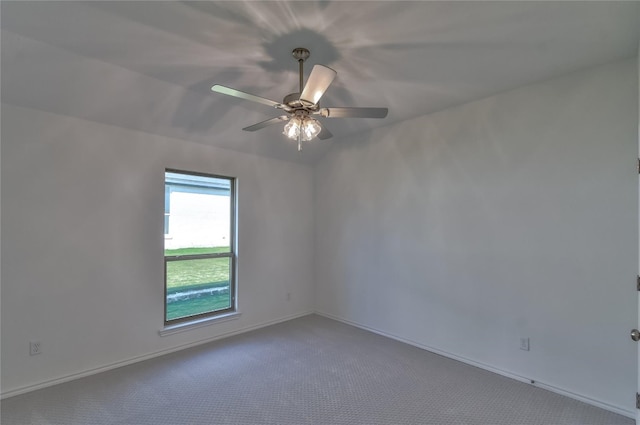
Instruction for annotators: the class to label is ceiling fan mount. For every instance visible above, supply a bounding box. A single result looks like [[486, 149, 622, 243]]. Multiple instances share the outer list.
[[277, 48, 321, 112], [291, 47, 310, 62], [211, 46, 388, 151]]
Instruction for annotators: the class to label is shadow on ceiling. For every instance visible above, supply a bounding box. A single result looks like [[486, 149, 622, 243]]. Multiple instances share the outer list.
[[172, 26, 360, 135]]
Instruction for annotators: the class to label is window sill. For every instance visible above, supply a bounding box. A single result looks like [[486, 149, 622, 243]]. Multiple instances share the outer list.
[[159, 311, 241, 337]]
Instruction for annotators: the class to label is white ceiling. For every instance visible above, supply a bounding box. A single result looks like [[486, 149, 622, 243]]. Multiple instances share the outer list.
[[2, 1, 639, 163]]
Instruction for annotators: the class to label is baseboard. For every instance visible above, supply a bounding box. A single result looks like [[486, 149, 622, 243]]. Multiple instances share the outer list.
[[314, 310, 635, 420], [1, 310, 314, 400]]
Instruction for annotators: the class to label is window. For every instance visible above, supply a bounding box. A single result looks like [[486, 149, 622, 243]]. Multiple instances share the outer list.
[[164, 170, 236, 325]]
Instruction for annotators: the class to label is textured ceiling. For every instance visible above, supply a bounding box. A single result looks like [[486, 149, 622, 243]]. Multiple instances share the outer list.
[[2, 1, 639, 163]]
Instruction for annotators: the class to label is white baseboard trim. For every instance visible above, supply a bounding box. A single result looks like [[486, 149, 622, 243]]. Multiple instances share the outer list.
[[1, 311, 313, 400], [314, 310, 635, 420]]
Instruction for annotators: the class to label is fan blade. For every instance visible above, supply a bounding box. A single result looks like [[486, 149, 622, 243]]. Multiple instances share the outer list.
[[211, 85, 280, 108], [317, 122, 333, 140], [242, 115, 290, 132], [300, 65, 337, 106], [319, 107, 388, 119]]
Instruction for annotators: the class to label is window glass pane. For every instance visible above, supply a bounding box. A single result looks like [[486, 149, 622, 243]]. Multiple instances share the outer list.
[[164, 173, 231, 253], [166, 257, 231, 321]]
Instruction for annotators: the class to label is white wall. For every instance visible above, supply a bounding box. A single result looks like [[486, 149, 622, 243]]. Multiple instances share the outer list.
[[315, 59, 638, 414], [1, 105, 315, 395]]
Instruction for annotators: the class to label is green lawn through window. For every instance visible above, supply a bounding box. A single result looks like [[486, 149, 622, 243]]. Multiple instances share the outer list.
[[164, 246, 230, 258], [165, 246, 232, 321]]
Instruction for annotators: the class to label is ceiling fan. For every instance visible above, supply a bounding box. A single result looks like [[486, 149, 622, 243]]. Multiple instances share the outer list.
[[211, 47, 388, 151]]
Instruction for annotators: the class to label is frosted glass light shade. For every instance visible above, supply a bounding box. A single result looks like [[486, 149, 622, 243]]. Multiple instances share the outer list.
[[283, 117, 302, 139], [302, 118, 321, 141], [283, 117, 321, 141]]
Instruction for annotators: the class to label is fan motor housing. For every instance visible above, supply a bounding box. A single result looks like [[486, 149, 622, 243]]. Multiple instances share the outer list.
[[283, 92, 319, 111]]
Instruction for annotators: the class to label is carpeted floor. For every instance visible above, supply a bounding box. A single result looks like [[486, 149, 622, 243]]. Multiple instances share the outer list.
[[1, 314, 633, 425]]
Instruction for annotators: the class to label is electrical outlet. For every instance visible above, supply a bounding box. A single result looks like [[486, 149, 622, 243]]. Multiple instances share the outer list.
[[519, 337, 530, 351], [30, 341, 42, 356]]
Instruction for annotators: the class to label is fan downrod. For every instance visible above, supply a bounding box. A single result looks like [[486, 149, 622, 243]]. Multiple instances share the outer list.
[[292, 48, 310, 95]]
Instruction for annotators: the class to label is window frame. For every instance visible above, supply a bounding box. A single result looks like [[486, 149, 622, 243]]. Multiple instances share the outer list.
[[163, 168, 237, 326], [164, 184, 171, 236]]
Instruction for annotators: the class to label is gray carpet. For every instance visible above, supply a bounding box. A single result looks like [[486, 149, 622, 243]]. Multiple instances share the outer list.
[[1, 315, 633, 425]]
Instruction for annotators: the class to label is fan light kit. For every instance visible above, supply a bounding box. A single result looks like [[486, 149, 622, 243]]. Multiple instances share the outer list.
[[284, 115, 321, 142], [211, 47, 388, 151]]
